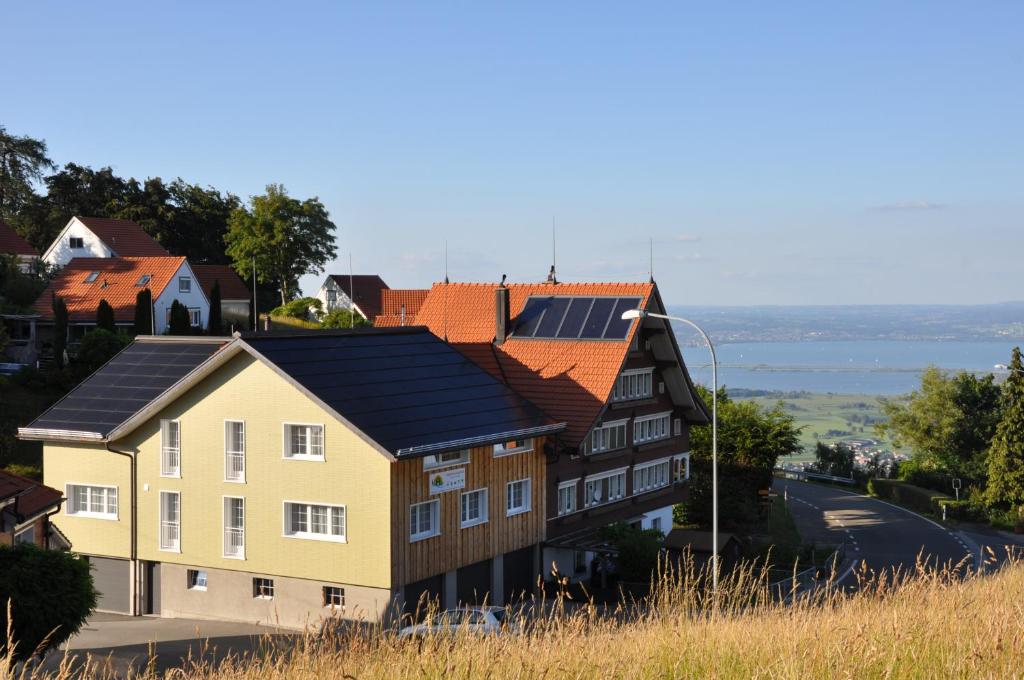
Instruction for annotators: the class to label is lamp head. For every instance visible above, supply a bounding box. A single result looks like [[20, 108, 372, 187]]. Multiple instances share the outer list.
[[621, 309, 646, 321]]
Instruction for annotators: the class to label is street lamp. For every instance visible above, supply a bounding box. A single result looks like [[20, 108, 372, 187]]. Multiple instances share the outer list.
[[621, 308, 719, 593]]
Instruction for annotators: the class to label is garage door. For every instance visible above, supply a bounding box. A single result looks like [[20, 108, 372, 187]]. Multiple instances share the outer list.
[[88, 556, 131, 613], [403, 574, 444, 621], [456, 559, 492, 606], [503, 545, 537, 605]]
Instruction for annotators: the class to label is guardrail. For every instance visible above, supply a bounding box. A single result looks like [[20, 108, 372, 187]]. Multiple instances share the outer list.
[[774, 468, 856, 485]]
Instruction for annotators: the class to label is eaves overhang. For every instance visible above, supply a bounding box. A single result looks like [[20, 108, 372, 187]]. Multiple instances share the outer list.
[[395, 422, 567, 459]]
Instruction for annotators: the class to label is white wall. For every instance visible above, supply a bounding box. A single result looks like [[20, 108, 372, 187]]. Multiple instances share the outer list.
[[154, 262, 210, 333], [315, 278, 353, 314], [42, 218, 114, 267], [641, 504, 674, 534]]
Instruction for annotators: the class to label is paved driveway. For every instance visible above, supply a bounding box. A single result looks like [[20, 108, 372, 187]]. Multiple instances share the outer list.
[[43, 613, 294, 678]]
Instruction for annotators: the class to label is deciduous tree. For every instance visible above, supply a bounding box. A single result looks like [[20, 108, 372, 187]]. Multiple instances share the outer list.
[[986, 348, 1024, 514]]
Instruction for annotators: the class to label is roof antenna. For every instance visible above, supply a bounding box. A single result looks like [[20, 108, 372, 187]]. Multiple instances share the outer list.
[[442, 239, 449, 341], [349, 252, 354, 328], [500, 273, 507, 287], [444, 240, 449, 285], [547, 217, 558, 284], [648, 237, 654, 283]]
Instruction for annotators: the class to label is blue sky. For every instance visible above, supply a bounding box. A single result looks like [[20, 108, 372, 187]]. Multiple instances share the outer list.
[[3, 2, 1021, 305]]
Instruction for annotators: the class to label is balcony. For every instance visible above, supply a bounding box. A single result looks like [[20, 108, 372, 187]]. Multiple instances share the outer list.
[[223, 527, 245, 558], [225, 452, 245, 481], [160, 521, 180, 552]]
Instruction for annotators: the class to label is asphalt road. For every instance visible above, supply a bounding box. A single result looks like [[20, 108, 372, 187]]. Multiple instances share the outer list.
[[773, 479, 977, 586]]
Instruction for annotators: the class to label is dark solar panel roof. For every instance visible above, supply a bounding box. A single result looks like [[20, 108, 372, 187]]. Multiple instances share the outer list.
[[244, 329, 559, 456], [27, 341, 225, 436], [512, 296, 642, 340]]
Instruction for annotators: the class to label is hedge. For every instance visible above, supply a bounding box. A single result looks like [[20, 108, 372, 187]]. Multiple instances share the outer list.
[[868, 478, 952, 516]]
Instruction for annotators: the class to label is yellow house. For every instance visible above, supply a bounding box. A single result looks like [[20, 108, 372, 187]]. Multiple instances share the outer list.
[[20, 329, 563, 627]]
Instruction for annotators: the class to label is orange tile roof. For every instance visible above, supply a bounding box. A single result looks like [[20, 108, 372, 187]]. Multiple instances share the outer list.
[[412, 281, 654, 443], [0, 219, 36, 257], [76, 216, 169, 257], [33, 256, 186, 322], [192, 264, 251, 301], [375, 289, 429, 327]]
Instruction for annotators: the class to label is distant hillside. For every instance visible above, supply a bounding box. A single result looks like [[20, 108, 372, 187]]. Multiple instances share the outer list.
[[666, 302, 1024, 343]]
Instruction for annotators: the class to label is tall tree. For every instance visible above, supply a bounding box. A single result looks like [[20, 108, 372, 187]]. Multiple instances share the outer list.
[[0, 125, 53, 219], [133, 288, 153, 336], [986, 348, 1024, 513], [207, 280, 223, 335], [95, 299, 115, 332], [225, 184, 337, 306], [52, 294, 68, 369], [167, 300, 191, 335]]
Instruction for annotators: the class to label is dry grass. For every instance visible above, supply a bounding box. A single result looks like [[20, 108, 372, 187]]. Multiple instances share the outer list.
[[6, 551, 1024, 680]]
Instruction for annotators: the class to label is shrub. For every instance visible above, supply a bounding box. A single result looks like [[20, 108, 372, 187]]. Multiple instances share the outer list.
[[73, 329, 129, 379], [0, 544, 97, 661], [321, 307, 370, 329], [95, 298, 115, 332], [270, 297, 323, 321], [869, 478, 951, 515], [600, 522, 664, 583]]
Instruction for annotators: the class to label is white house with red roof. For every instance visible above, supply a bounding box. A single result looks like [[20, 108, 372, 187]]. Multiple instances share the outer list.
[[41, 216, 169, 267]]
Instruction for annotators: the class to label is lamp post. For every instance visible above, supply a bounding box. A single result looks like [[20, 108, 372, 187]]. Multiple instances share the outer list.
[[621, 308, 719, 593]]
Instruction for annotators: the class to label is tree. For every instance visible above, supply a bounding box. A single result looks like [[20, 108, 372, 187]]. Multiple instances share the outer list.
[[878, 367, 1002, 480], [321, 307, 370, 329], [95, 299, 115, 332], [0, 125, 53, 219], [134, 288, 153, 336], [167, 300, 192, 335], [225, 184, 337, 306], [986, 347, 1024, 515], [813, 442, 854, 478], [73, 329, 128, 379], [52, 294, 68, 369], [207, 280, 223, 335], [600, 523, 664, 583], [0, 543, 97, 662]]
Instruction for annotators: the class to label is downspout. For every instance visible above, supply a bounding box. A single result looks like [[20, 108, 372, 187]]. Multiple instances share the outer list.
[[106, 442, 139, 616]]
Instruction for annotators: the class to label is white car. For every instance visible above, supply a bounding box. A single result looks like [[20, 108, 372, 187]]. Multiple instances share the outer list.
[[398, 606, 512, 638]]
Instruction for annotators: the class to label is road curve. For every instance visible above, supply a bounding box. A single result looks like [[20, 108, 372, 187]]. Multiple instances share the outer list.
[[773, 479, 975, 586]]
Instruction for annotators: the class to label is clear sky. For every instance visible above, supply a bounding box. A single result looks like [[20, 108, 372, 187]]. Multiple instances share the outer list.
[[3, 2, 1021, 305]]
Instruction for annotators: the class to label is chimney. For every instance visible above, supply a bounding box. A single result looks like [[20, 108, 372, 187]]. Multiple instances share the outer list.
[[494, 282, 510, 345], [400, 303, 407, 326]]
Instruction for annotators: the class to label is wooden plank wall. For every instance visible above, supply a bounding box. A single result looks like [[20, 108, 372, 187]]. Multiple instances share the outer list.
[[391, 438, 547, 587]]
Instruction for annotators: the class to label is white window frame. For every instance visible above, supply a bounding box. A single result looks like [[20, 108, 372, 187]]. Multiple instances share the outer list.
[[323, 585, 345, 608], [633, 411, 672, 445], [160, 419, 181, 478], [187, 569, 208, 591], [633, 457, 672, 494], [179, 276, 192, 293], [423, 449, 470, 471], [460, 488, 488, 528], [224, 420, 246, 483], [282, 501, 347, 543], [222, 496, 245, 559], [282, 422, 326, 461], [557, 479, 578, 516], [159, 490, 181, 552], [612, 368, 654, 402], [188, 307, 201, 327], [253, 577, 274, 599], [66, 483, 118, 520], [493, 438, 533, 457], [410, 499, 440, 542], [583, 468, 628, 508], [506, 478, 531, 516], [587, 419, 628, 454]]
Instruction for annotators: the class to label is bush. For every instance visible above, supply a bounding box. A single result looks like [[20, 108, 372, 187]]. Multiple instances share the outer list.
[[270, 297, 323, 321], [0, 544, 97, 661], [320, 307, 370, 329], [935, 499, 988, 522], [869, 478, 951, 515], [600, 523, 664, 583], [73, 329, 129, 379]]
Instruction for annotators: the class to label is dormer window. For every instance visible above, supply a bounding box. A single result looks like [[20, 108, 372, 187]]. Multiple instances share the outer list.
[[69, 236, 84, 249], [135, 274, 152, 287], [84, 271, 100, 283]]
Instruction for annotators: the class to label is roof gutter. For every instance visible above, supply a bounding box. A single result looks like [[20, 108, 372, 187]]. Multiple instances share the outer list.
[[17, 428, 104, 442], [395, 422, 567, 458]]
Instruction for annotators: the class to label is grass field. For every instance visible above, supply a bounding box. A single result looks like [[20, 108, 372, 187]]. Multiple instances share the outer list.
[[737, 392, 904, 463]]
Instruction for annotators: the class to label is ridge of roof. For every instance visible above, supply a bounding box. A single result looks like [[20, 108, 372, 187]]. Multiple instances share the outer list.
[[74, 216, 170, 257], [191, 264, 251, 300]]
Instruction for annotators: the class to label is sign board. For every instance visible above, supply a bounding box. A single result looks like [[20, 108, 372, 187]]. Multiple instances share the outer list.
[[952, 478, 962, 490], [428, 468, 465, 495]]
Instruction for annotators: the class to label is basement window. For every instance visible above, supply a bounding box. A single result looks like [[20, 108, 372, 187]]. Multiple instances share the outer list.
[[187, 569, 208, 591], [253, 577, 274, 599]]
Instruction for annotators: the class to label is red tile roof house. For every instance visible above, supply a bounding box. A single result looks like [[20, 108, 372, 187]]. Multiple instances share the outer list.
[[41, 216, 169, 268], [0, 219, 39, 273], [374, 289, 430, 327], [31, 257, 210, 352], [191, 264, 252, 330], [315, 274, 389, 322], [0, 470, 69, 549], [379, 279, 709, 584]]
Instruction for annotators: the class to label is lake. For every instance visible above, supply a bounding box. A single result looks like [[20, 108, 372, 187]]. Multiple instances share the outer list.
[[677, 340, 1022, 395]]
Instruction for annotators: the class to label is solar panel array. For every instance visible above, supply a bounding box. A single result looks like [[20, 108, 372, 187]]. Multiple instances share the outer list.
[[512, 296, 642, 340], [29, 341, 224, 436]]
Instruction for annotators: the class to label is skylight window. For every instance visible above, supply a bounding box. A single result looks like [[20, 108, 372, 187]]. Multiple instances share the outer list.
[[135, 274, 152, 286], [512, 296, 642, 340], [84, 271, 100, 283]]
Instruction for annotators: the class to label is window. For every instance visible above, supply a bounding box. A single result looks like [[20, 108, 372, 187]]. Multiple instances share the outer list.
[[84, 271, 100, 283], [225, 420, 245, 482], [160, 419, 180, 477], [223, 497, 245, 558], [612, 369, 654, 402], [634, 459, 671, 494], [253, 577, 274, 599], [284, 502, 346, 542], [69, 236, 84, 249], [187, 569, 207, 591], [14, 526, 34, 545], [586, 420, 627, 454], [188, 308, 201, 327], [673, 453, 691, 483], [410, 499, 440, 542], [506, 479, 531, 516], [323, 586, 345, 608], [67, 484, 117, 519], [460, 488, 488, 528], [327, 290, 337, 303], [633, 412, 671, 444], [557, 480, 577, 516], [159, 491, 181, 552], [135, 274, 151, 286], [673, 418, 682, 436], [584, 471, 627, 508], [179, 277, 192, 293], [574, 550, 588, 574], [651, 517, 663, 533], [493, 438, 533, 457], [423, 449, 469, 471], [284, 423, 325, 460]]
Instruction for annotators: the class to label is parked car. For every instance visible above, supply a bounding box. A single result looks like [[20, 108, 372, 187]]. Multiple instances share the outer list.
[[398, 606, 513, 638]]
